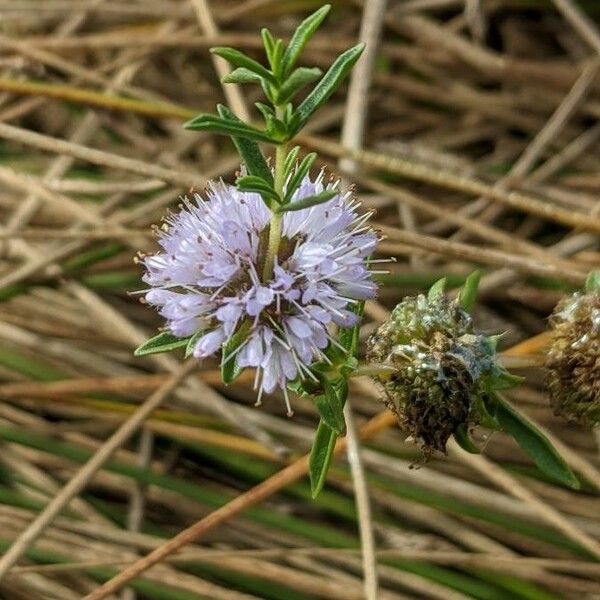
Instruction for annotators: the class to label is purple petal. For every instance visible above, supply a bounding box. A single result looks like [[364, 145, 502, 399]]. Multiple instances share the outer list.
[[193, 329, 225, 358], [287, 316, 312, 338]]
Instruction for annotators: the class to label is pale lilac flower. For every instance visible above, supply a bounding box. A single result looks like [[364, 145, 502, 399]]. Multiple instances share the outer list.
[[142, 171, 378, 414]]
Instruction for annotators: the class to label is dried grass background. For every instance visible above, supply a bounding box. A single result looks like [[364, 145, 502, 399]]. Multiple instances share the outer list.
[[0, 1, 599, 599]]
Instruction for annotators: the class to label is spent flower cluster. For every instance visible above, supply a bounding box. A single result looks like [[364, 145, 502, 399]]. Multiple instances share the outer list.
[[367, 274, 579, 488], [134, 4, 579, 495]]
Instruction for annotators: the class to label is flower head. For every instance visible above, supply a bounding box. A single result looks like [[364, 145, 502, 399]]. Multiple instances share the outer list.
[[366, 276, 515, 457], [141, 172, 377, 413], [546, 288, 600, 427]]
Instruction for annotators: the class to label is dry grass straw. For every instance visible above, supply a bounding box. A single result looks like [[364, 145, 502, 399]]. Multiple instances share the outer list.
[[0, 1, 598, 599]]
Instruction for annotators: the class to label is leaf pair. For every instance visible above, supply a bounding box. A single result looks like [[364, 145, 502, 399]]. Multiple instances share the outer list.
[[218, 6, 329, 99], [427, 269, 480, 311], [187, 40, 364, 143]]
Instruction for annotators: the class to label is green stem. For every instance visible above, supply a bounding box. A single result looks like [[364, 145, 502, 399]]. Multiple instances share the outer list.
[[262, 116, 288, 282]]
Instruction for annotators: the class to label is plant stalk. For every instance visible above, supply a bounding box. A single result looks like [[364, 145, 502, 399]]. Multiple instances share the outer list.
[[262, 109, 288, 282]]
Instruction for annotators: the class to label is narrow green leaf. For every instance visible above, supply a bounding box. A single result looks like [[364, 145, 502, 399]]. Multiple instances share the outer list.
[[290, 43, 365, 135], [254, 102, 275, 119], [216, 105, 272, 185], [236, 175, 281, 204], [261, 28, 275, 64], [493, 394, 580, 489], [183, 113, 275, 143], [283, 146, 301, 180], [340, 300, 365, 356], [454, 424, 480, 454], [222, 67, 263, 84], [134, 332, 190, 357], [276, 190, 337, 213], [270, 39, 285, 79], [259, 79, 277, 105], [284, 152, 316, 201], [277, 67, 323, 104], [210, 47, 275, 83], [281, 4, 331, 77], [221, 320, 252, 384], [309, 420, 338, 498], [458, 270, 481, 312], [313, 380, 346, 435], [427, 277, 447, 301], [235, 174, 274, 189], [585, 270, 600, 292]]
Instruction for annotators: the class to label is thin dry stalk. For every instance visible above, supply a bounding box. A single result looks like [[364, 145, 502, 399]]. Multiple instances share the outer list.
[[81, 411, 398, 600], [344, 403, 379, 600], [377, 233, 587, 285], [0, 360, 197, 582], [0, 122, 203, 188], [449, 437, 600, 560], [302, 134, 600, 234]]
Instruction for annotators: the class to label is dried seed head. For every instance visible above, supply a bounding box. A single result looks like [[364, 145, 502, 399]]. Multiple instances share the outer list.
[[367, 281, 504, 456], [546, 286, 600, 427]]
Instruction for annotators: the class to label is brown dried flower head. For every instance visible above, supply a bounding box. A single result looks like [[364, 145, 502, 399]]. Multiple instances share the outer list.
[[366, 274, 509, 456]]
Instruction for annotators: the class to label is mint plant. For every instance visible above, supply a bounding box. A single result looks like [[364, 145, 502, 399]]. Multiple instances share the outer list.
[[133, 5, 577, 497]]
